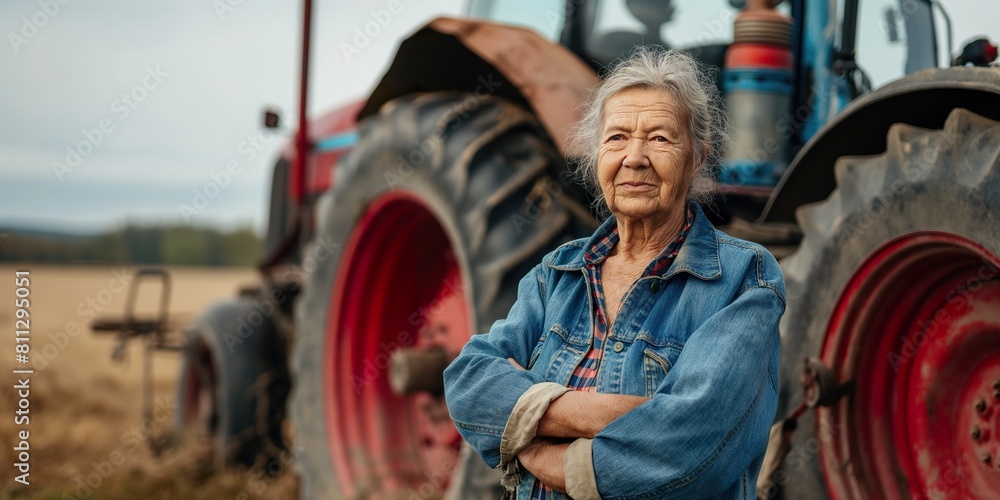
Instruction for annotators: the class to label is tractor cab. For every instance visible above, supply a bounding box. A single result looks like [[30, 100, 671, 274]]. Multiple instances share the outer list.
[[467, 0, 941, 220]]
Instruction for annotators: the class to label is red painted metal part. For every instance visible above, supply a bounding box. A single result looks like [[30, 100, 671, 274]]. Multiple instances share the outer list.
[[818, 232, 1000, 499], [263, 99, 364, 275], [324, 192, 470, 496], [305, 100, 365, 195], [279, 99, 365, 201], [291, 0, 312, 205], [182, 339, 216, 433], [725, 43, 793, 69]]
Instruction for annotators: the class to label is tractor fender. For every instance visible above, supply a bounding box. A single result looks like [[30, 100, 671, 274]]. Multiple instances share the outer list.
[[761, 66, 1000, 224], [358, 17, 598, 155]]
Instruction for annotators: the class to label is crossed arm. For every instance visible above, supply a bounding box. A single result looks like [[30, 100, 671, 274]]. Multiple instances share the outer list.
[[507, 358, 649, 492], [446, 261, 785, 499], [441, 265, 652, 495]]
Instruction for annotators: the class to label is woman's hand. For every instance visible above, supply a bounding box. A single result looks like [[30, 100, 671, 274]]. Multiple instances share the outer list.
[[518, 438, 570, 493]]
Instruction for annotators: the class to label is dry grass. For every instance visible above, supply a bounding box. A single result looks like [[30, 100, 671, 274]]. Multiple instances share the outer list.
[[0, 265, 298, 499]]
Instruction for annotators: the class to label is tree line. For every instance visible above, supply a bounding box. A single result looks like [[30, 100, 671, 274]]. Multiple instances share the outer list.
[[0, 225, 261, 267]]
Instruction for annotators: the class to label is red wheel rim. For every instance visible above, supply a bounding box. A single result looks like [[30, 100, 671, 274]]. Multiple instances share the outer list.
[[325, 191, 470, 496], [819, 231, 1000, 499], [183, 339, 216, 434]]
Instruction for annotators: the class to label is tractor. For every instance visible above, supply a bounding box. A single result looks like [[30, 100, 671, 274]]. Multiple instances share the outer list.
[[104, 0, 1000, 498]]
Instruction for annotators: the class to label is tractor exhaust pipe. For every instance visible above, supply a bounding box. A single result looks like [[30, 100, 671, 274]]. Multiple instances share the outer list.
[[257, 0, 312, 274], [292, 0, 312, 206]]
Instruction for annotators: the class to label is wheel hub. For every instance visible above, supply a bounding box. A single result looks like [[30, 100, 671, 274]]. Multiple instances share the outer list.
[[818, 231, 1000, 499], [964, 377, 1000, 468]]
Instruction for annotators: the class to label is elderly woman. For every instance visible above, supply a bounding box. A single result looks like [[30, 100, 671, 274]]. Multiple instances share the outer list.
[[443, 48, 784, 499]]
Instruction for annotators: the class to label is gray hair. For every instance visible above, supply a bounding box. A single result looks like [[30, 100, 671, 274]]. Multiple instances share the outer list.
[[567, 46, 730, 212]]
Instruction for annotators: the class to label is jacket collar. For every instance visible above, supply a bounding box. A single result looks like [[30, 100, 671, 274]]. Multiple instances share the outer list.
[[546, 203, 722, 281]]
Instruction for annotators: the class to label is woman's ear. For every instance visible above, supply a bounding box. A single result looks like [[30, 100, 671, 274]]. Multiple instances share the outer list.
[[689, 142, 710, 182], [690, 160, 704, 181]]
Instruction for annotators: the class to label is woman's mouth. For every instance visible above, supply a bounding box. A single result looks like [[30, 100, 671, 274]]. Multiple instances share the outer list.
[[618, 182, 656, 192]]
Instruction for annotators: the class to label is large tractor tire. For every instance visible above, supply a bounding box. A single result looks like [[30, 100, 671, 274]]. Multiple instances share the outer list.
[[176, 298, 290, 468], [292, 93, 596, 499], [776, 108, 1000, 499]]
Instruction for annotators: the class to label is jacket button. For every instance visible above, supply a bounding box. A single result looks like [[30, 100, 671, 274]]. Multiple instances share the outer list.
[[650, 281, 661, 292], [612, 341, 624, 353]]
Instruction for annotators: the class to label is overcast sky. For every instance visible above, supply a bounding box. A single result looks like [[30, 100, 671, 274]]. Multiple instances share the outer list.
[[1, 0, 995, 235], [0, 0, 463, 235]]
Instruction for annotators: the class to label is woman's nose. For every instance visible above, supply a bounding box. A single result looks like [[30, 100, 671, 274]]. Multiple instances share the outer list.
[[623, 138, 650, 169]]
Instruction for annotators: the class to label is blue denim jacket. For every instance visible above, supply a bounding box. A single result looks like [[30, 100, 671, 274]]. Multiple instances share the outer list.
[[443, 205, 785, 499]]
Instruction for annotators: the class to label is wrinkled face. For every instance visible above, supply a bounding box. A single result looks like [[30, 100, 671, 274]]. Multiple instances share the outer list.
[[597, 86, 699, 221]]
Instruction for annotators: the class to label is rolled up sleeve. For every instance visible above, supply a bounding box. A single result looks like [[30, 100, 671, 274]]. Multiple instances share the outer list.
[[585, 286, 784, 499], [500, 382, 571, 463], [565, 438, 600, 499], [443, 264, 554, 468]]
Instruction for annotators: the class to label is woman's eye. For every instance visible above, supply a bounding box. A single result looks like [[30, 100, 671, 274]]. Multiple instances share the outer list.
[[607, 134, 625, 141], [653, 136, 669, 143]]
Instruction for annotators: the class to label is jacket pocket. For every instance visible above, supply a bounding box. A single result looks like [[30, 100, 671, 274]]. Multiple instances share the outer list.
[[526, 328, 550, 370], [537, 324, 589, 382], [642, 347, 672, 397]]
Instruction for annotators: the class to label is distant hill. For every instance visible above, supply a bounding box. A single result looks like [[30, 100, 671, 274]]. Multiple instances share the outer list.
[[0, 224, 261, 267], [0, 227, 91, 241]]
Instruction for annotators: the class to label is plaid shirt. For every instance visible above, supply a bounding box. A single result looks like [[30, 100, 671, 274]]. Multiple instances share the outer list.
[[532, 205, 695, 499]]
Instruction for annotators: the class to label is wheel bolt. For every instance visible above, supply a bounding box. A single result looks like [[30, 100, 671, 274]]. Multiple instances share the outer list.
[[976, 398, 987, 413], [972, 426, 983, 440], [983, 452, 992, 464]]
